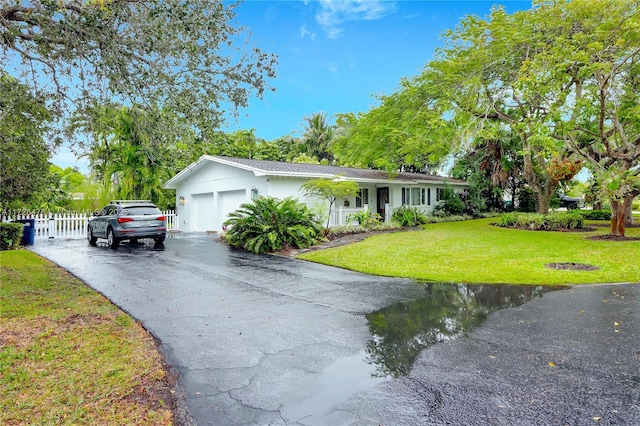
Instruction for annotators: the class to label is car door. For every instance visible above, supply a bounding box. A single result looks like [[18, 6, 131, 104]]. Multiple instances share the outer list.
[[93, 205, 111, 237]]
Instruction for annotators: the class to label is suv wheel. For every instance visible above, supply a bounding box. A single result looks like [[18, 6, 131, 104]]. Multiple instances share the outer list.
[[87, 226, 97, 246], [107, 227, 120, 249]]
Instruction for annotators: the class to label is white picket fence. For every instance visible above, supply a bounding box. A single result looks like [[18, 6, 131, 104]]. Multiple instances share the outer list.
[[1, 210, 176, 240]]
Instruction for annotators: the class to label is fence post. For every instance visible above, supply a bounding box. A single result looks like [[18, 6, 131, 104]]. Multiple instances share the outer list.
[[48, 215, 55, 239]]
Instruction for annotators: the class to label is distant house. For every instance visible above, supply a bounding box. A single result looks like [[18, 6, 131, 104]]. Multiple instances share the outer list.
[[163, 156, 467, 233]]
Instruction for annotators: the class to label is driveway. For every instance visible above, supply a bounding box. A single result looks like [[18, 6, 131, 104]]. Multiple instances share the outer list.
[[31, 234, 639, 425]]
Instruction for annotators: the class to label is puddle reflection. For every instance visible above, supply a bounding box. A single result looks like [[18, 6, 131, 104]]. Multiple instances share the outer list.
[[366, 283, 567, 377]]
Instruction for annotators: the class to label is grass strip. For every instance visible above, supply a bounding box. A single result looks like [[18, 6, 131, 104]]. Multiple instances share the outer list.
[[298, 218, 640, 285], [0, 250, 175, 425]]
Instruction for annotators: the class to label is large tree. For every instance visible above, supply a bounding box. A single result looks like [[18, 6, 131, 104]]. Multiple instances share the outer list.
[[301, 112, 335, 163], [1, 0, 277, 140], [74, 104, 176, 208], [334, 0, 638, 230], [540, 0, 640, 235], [332, 83, 456, 174], [0, 72, 53, 208]]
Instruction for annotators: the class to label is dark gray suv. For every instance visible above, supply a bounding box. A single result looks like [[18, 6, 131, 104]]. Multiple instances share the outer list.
[[88, 200, 166, 248]]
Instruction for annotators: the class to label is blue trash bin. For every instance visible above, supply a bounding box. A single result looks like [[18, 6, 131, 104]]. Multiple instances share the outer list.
[[14, 219, 35, 246]]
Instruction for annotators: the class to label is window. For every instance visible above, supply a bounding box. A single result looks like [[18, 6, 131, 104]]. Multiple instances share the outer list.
[[436, 188, 445, 202], [411, 188, 421, 206], [427, 188, 431, 205], [403, 187, 426, 206], [356, 188, 369, 208]]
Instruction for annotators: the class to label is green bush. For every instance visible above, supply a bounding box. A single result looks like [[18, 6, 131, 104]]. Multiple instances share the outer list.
[[0, 223, 24, 250], [516, 187, 537, 212], [433, 188, 465, 217], [547, 212, 584, 229], [578, 210, 611, 220], [496, 212, 584, 230], [327, 222, 401, 240], [391, 206, 429, 227], [347, 209, 381, 228], [223, 197, 323, 254]]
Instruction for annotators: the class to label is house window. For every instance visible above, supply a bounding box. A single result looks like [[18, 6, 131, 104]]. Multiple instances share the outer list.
[[436, 188, 445, 202], [411, 188, 421, 206], [403, 187, 426, 206], [356, 188, 369, 208]]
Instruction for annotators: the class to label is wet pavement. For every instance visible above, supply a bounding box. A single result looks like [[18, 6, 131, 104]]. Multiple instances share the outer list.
[[29, 234, 640, 425]]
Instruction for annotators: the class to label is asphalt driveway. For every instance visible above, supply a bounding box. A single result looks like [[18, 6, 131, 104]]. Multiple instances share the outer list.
[[31, 234, 639, 425]]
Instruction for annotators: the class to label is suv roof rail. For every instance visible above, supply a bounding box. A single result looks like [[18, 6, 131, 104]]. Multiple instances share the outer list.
[[111, 200, 153, 204]]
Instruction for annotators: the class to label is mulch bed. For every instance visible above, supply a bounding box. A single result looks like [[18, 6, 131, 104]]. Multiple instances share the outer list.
[[587, 234, 640, 241], [545, 262, 601, 271]]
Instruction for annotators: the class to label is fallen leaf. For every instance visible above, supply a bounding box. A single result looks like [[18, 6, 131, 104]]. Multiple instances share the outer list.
[[593, 416, 602, 422], [614, 322, 620, 326], [489, 355, 496, 359], [548, 361, 556, 367]]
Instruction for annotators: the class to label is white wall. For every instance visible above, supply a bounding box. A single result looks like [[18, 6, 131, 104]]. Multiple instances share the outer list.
[[172, 160, 461, 232], [175, 163, 266, 232]]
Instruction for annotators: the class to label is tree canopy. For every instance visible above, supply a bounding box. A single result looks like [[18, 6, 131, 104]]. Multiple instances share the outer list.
[[1, 0, 277, 139], [333, 0, 639, 233], [301, 178, 359, 229], [0, 72, 53, 208]]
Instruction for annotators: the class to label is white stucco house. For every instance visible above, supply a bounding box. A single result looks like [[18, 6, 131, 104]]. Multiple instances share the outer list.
[[163, 155, 468, 233]]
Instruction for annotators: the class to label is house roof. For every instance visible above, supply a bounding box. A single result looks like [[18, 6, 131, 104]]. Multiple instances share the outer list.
[[163, 155, 467, 189]]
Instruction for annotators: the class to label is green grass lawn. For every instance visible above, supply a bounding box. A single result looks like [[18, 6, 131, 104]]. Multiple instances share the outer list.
[[298, 218, 640, 285], [0, 250, 174, 425]]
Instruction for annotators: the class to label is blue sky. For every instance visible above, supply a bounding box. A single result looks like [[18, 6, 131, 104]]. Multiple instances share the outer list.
[[52, 0, 532, 171], [222, 0, 532, 140]]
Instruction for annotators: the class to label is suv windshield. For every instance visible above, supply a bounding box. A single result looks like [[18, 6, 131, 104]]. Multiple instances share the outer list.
[[121, 206, 161, 215]]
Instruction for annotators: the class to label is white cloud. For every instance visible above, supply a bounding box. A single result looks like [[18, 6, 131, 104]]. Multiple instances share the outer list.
[[300, 25, 317, 40], [315, 0, 396, 38]]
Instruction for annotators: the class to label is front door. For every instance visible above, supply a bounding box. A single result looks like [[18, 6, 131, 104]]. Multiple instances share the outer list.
[[377, 187, 389, 221]]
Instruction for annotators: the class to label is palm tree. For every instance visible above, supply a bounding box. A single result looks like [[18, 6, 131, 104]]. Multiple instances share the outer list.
[[301, 112, 335, 162]]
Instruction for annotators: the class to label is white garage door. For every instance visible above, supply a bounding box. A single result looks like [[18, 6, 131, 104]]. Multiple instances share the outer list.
[[192, 193, 215, 232], [216, 189, 247, 230]]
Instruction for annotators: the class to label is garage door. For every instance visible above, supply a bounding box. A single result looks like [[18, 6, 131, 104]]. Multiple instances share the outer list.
[[216, 189, 247, 230], [192, 193, 215, 232]]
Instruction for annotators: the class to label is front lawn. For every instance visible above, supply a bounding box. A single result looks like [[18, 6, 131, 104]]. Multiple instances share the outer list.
[[0, 250, 175, 425], [297, 218, 640, 285]]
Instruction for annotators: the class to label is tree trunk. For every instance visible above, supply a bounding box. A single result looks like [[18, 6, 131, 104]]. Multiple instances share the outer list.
[[537, 191, 552, 214], [609, 199, 627, 237]]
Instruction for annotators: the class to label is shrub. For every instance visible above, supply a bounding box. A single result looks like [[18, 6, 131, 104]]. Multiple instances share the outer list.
[[223, 197, 323, 254], [347, 209, 381, 228], [433, 188, 465, 217], [547, 212, 584, 229], [496, 212, 584, 230], [0, 222, 24, 250], [578, 210, 611, 220], [516, 187, 537, 212], [326, 222, 401, 240], [392, 206, 429, 227]]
